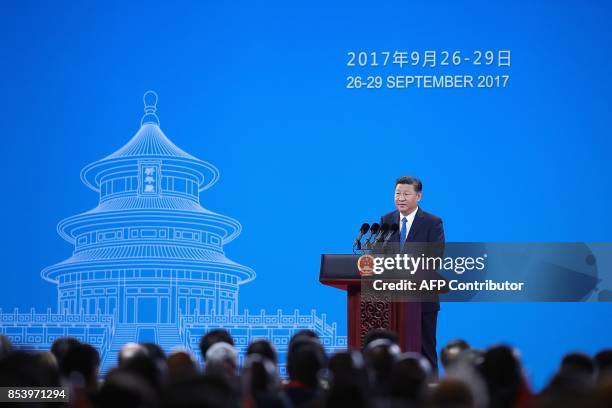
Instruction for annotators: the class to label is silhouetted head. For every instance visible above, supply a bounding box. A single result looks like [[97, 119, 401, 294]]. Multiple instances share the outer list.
[[0, 351, 60, 387], [329, 350, 367, 388], [241, 353, 281, 399], [51, 336, 81, 373], [327, 350, 370, 407], [363, 328, 399, 349], [199, 329, 234, 362], [538, 369, 593, 408], [205, 342, 238, 382], [364, 338, 401, 377], [247, 339, 278, 366], [453, 348, 485, 371], [289, 329, 320, 350], [561, 352, 596, 382], [287, 337, 327, 388], [119, 343, 148, 367], [441, 339, 471, 369], [390, 352, 431, 402], [480, 345, 522, 408], [62, 343, 100, 391], [0, 335, 12, 359], [595, 349, 612, 381], [122, 351, 165, 392], [97, 369, 158, 408], [166, 350, 199, 383], [141, 343, 166, 362]]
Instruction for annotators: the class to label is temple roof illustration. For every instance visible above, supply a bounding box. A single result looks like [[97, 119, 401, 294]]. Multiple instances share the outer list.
[[42, 91, 255, 285], [80, 91, 219, 193], [3, 90, 345, 376]]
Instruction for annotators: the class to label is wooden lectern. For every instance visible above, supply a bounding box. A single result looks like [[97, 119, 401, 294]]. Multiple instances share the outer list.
[[319, 254, 421, 352]]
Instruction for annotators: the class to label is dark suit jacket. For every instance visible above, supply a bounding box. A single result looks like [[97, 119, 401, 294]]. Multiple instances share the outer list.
[[380, 208, 445, 312]]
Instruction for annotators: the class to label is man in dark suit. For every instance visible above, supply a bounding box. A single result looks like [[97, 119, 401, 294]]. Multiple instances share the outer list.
[[380, 176, 444, 372]]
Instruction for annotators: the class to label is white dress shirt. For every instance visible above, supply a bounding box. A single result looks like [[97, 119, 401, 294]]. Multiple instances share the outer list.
[[399, 207, 418, 242]]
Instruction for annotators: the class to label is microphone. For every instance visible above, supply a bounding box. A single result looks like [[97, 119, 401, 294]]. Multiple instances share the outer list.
[[384, 224, 399, 243], [363, 223, 380, 248], [382, 224, 399, 251], [373, 223, 389, 243], [353, 223, 370, 249]]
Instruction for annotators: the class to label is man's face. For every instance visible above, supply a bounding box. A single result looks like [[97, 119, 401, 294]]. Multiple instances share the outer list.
[[394, 183, 421, 215]]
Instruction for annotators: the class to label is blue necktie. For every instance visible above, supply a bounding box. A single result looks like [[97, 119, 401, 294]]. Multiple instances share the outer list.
[[400, 217, 407, 252]]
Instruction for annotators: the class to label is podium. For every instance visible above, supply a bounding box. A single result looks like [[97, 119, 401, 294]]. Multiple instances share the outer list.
[[319, 254, 421, 352]]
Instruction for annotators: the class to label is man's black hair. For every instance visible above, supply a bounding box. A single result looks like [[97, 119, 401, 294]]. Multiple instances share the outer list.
[[61, 343, 100, 390], [51, 337, 81, 374], [395, 176, 422, 193], [141, 342, 166, 362], [289, 329, 319, 350], [287, 338, 326, 388], [561, 352, 596, 378], [363, 328, 399, 349], [247, 339, 278, 365], [595, 349, 612, 376]]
